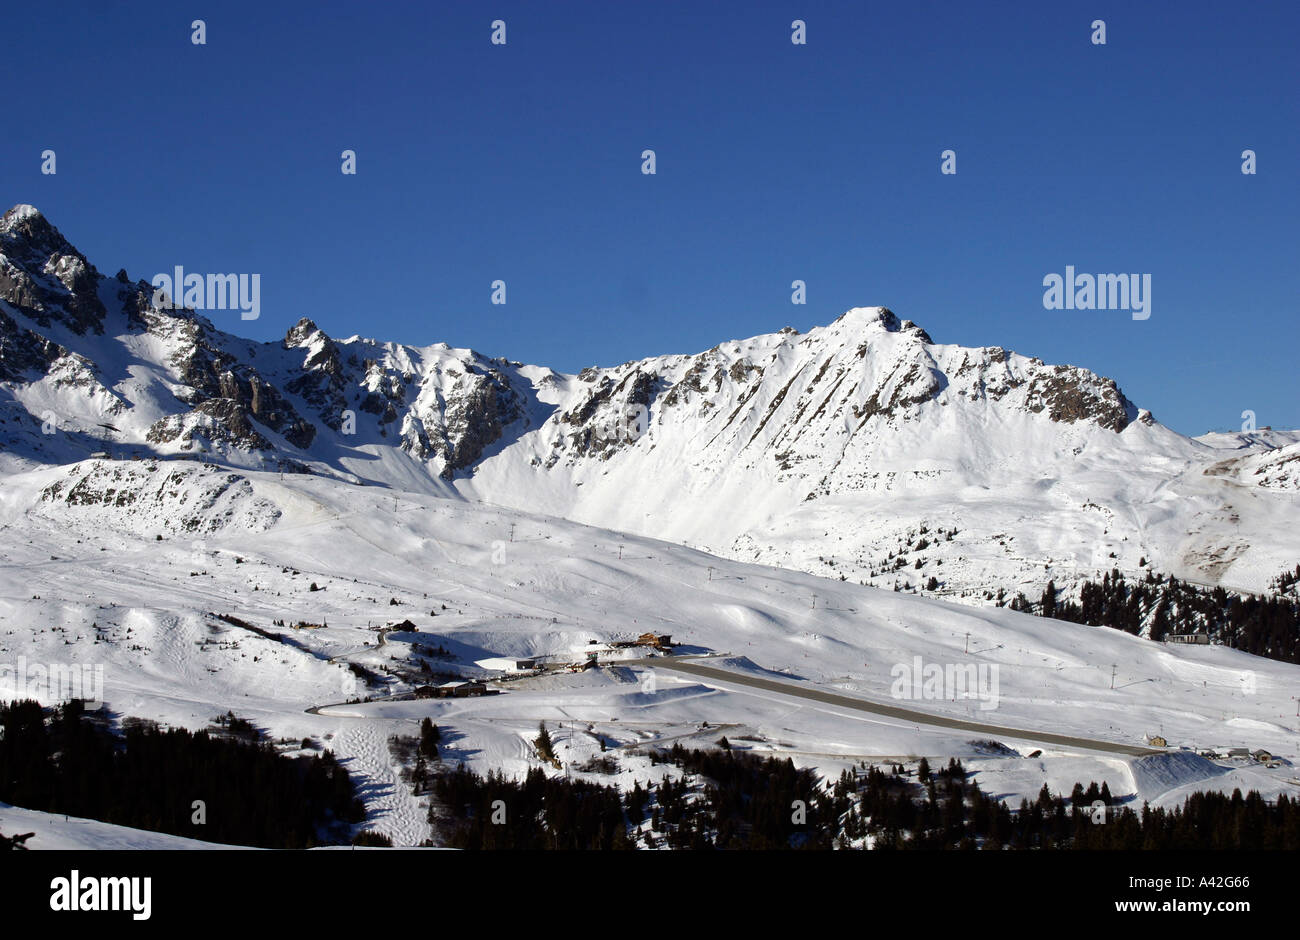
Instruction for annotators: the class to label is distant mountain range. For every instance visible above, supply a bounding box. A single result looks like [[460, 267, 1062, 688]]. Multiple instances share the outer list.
[[3, 203, 1298, 606]]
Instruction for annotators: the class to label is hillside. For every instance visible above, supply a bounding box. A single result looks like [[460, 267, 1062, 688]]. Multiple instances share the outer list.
[[2, 459, 1297, 845]]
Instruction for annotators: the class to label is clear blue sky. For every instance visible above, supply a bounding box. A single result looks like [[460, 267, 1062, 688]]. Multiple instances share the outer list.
[[7, 1, 1297, 435]]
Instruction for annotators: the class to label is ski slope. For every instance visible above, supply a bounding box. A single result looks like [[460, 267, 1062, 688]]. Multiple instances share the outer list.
[[2, 458, 1297, 845]]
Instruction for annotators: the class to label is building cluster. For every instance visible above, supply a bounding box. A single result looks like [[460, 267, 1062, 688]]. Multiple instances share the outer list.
[[413, 680, 492, 699]]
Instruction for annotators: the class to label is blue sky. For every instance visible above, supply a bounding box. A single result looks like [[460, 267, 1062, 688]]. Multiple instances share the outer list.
[[6, 0, 1297, 435]]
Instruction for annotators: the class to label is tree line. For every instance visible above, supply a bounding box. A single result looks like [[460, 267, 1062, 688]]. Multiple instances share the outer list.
[[1011, 568, 1300, 663], [0, 699, 365, 848], [844, 759, 1299, 850], [425, 746, 1299, 850]]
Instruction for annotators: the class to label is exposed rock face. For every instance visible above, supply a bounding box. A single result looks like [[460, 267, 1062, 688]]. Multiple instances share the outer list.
[[435, 364, 527, 476], [37, 460, 280, 534], [1016, 360, 1135, 432], [146, 399, 275, 452], [558, 368, 658, 460], [0, 306, 66, 381], [167, 321, 317, 449], [284, 318, 348, 432], [0, 206, 106, 335]]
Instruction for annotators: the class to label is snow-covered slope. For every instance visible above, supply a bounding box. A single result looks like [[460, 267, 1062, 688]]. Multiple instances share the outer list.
[[1205, 442, 1300, 492], [0, 801, 248, 850], [1196, 428, 1300, 452], [1, 460, 1298, 844]]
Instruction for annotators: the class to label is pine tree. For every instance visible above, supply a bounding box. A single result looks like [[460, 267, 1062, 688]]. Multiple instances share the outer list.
[[1041, 580, 1057, 619], [534, 723, 555, 762], [419, 718, 440, 757]]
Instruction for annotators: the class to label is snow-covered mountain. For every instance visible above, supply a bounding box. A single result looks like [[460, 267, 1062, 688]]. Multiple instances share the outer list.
[[3, 203, 1298, 606], [4, 203, 1300, 847]]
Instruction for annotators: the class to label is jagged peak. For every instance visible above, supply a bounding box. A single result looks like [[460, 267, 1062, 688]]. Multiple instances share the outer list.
[[2, 204, 44, 227], [825, 306, 933, 345], [284, 317, 326, 348], [0, 203, 75, 255], [898, 320, 933, 343], [833, 306, 899, 330]]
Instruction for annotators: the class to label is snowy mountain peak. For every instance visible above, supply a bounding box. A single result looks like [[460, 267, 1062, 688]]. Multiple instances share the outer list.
[[821, 305, 933, 345], [1, 203, 75, 258], [834, 305, 899, 329], [1, 203, 45, 228], [0, 203, 107, 337], [284, 317, 325, 348]]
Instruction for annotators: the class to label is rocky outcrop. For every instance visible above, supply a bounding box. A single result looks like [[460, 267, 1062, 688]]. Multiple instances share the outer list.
[[0, 306, 66, 381], [0, 206, 106, 335], [146, 398, 274, 452], [437, 364, 527, 475], [1024, 366, 1134, 432], [169, 326, 317, 449], [283, 318, 349, 431]]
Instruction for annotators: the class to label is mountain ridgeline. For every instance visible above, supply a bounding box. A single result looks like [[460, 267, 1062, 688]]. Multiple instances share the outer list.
[[3, 203, 1298, 611]]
